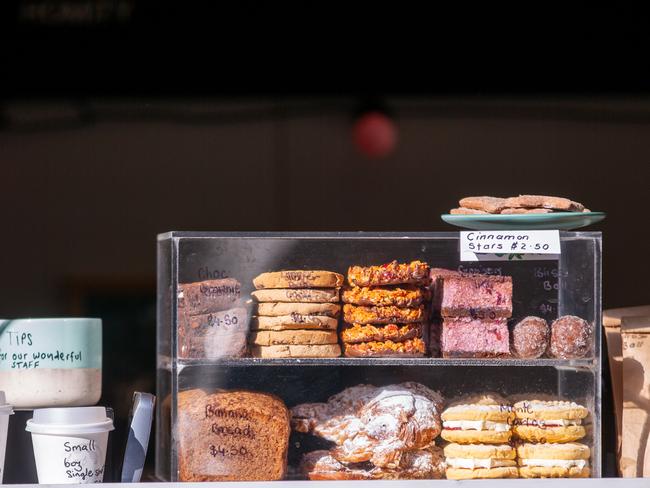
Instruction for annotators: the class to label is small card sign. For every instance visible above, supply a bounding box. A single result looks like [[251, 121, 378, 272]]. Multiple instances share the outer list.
[[460, 230, 561, 261]]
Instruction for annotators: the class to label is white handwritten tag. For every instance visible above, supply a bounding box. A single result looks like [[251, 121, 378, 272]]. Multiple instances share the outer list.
[[460, 230, 561, 261]]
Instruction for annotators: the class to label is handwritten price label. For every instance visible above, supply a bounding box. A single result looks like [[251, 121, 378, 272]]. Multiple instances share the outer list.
[[460, 230, 561, 261]]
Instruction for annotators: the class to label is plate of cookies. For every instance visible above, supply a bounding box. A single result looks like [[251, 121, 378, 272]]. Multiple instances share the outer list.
[[441, 195, 605, 230]]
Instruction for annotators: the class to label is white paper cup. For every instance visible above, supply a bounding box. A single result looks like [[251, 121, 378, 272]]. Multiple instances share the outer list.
[[0, 391, 14, 483], [26, 407, 114, 484]]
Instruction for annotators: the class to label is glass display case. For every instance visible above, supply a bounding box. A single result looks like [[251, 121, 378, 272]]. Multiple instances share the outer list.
[[156, 232, 602, 482]]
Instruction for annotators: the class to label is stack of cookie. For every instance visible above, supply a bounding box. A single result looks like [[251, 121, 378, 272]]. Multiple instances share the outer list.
[[440, 394, 518, 480], [249, 270, 344, 358], [341, 260, 430, 357], [450, 195, 589, 215], [512, 399, 591, 478], [177, 278, 248, 359]]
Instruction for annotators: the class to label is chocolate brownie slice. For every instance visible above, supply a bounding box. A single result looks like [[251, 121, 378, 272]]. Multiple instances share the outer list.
[[178, 278, 241, 315]]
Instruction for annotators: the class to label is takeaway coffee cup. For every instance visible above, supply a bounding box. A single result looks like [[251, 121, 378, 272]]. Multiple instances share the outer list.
[[26, 407, 114, 484], [0, 391, 13, 482]]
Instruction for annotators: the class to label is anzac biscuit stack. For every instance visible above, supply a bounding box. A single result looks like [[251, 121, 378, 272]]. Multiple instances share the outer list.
[[249, 270, 344, 358], [341, 261, 430, 357]]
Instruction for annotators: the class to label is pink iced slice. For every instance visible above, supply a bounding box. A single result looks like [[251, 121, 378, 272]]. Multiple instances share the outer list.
[[441, 317, 510, 357]]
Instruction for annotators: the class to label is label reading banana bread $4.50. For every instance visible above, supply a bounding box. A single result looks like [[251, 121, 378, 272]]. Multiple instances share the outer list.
[[201, 403, 257, 472], [177, 389, 291, 481]]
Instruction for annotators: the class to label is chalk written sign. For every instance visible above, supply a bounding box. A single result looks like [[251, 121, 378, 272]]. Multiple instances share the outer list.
[[460, 230, 561, 261]]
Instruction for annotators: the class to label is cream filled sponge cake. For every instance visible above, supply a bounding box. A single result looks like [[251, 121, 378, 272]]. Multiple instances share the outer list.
[[516, 442, 590, 478], [440, 394, 514, 444], [444, 443, 518, 480], [512, 400, 588, 443]]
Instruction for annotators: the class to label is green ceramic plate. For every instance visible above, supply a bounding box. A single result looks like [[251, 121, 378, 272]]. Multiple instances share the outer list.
[[441, 212, 606, 230]]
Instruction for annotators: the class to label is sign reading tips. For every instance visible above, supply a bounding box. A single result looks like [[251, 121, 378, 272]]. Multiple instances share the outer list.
[[460, 230, 561, 262]]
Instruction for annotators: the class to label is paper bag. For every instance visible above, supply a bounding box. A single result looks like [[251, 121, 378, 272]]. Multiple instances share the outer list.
[[620, 315, 650, 477], [604, 304, 650, 473]]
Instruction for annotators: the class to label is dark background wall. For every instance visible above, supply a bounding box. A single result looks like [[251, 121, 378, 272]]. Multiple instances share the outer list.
[[0, 98, 644, 315]]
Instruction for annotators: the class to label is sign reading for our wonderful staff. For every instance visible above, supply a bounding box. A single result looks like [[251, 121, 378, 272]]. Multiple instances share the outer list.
[[460, 230, 561, 261]]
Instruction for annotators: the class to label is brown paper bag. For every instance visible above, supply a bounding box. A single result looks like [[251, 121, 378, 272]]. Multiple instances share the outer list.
[[620, 315, 650, 477], [604, 304, 650, 473]]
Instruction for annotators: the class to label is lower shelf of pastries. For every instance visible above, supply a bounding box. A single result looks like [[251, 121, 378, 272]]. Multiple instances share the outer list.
[[165, 377, 598, 481]]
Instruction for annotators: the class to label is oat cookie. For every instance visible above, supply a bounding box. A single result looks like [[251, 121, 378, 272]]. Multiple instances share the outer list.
[[251, 288, 340, 303], [253, 270, 344, 289], [250, 343, 341, 358], [257, 302, 341, 318], [252, 315, 338, 331], [248, 329, 338, 346]]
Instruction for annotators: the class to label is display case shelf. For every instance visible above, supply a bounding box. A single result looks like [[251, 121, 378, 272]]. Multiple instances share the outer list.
[[173, 357, 598, 369]]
